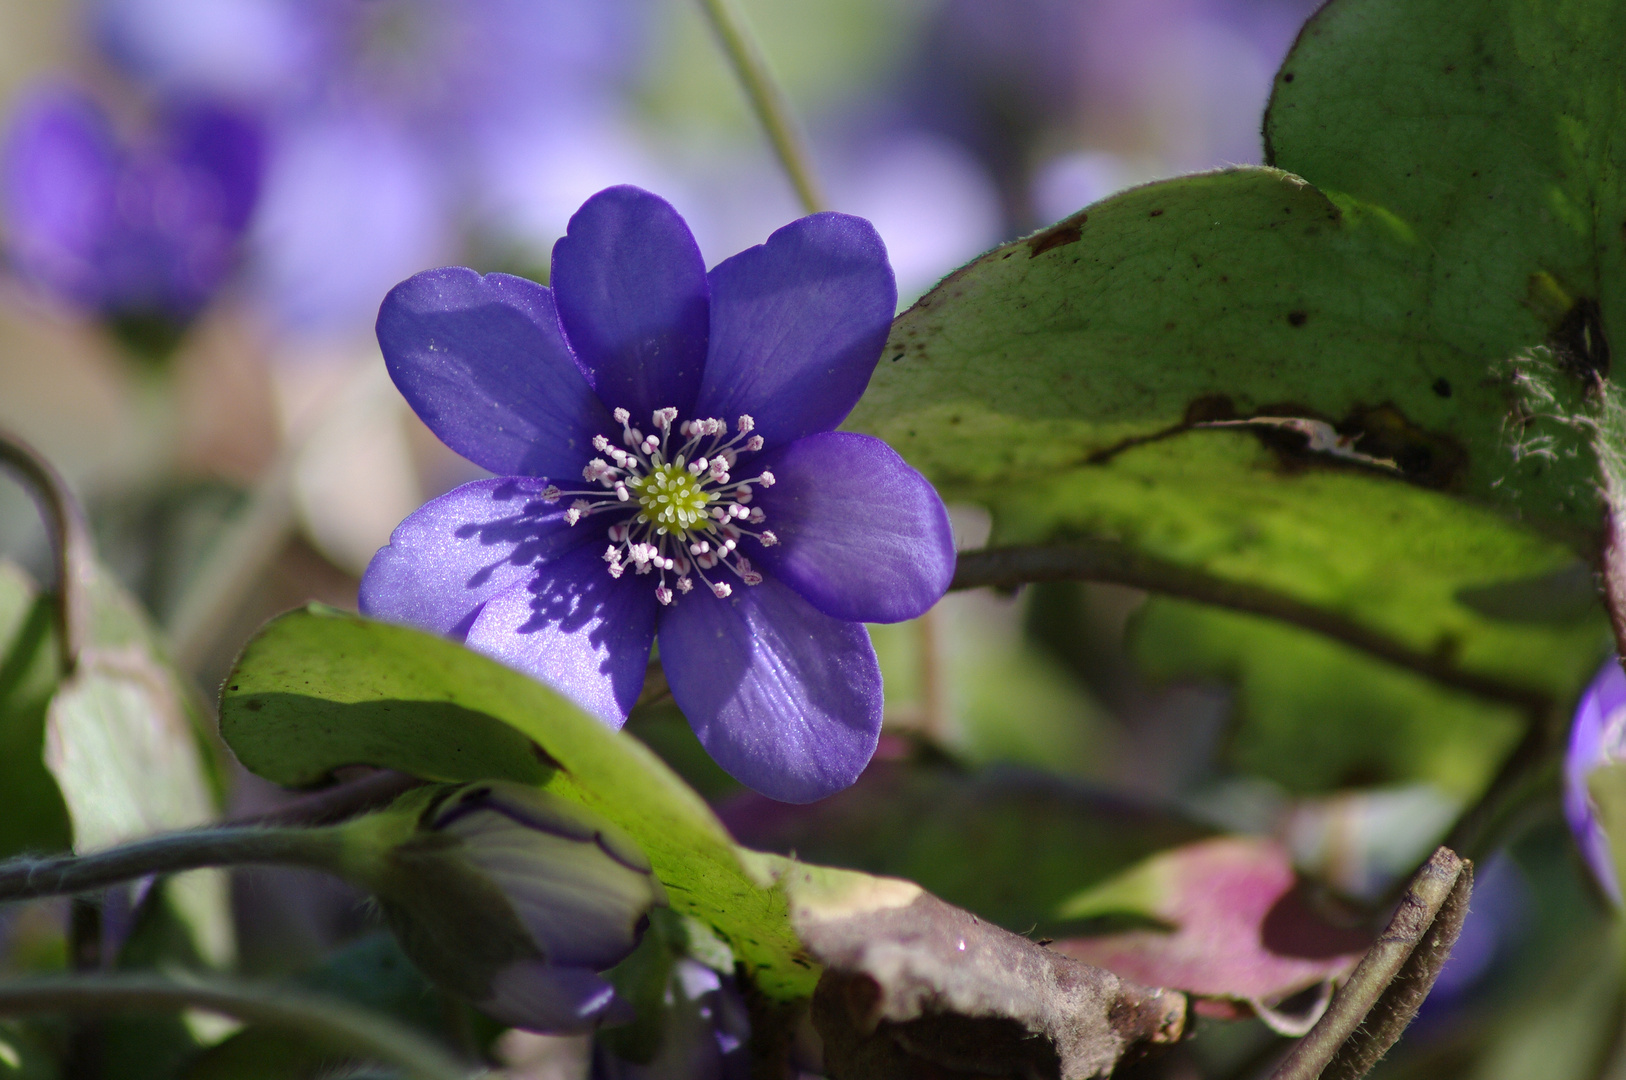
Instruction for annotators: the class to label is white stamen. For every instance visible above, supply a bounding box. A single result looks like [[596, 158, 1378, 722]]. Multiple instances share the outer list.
[[541, 485, 562, 502], [577, 405, 781, 605], [760, 531, 778, 546]]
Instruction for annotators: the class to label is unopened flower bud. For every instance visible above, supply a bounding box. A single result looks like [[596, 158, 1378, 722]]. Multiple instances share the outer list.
[[349, 782, 665, 1032]]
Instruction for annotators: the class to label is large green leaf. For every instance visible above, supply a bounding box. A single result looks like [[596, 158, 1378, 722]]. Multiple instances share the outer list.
[[846, 157, 1607, 706], [1265, 0, 1625, 382], [218, 605, 815, 1002]]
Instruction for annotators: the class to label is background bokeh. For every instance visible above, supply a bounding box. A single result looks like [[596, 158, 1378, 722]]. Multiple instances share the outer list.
[[0, 3, 1607, 1079]]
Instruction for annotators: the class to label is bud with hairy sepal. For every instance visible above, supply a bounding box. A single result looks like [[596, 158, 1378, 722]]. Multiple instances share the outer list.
[[342, 781, 665, 1033]]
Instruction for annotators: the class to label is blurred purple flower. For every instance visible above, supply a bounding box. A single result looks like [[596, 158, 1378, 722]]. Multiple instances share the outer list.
[[91, 0, 648, 335], [595, 960, 751, 1080], [360, 185, 955, 803], [0, 82, 261, 335], [1565, 658, 1626, 903], [386, 781, 663, 1033]]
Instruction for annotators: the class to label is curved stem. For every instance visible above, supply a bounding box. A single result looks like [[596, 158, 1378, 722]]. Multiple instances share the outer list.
[[951, 543, 1552, 717], [0, 826, 346, 903], [0, 973, 479, 1080], [0, 428, 94, 677], [696, 0, 827, 214]]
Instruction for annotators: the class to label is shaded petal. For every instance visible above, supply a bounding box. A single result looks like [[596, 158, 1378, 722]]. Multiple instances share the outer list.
[[359, 477, 590, 639], [746, 433, 954, 623], [466, 542, 657, 726], [482, 960, 632, 1034], [658, 578, 881, 803], [551, 185, 708, 418], [377, 266, 611, 477], [695, 212, 895, 449]]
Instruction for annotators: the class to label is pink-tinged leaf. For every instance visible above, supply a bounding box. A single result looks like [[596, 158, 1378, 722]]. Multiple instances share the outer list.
[[1051, 836, 1371, 1004]]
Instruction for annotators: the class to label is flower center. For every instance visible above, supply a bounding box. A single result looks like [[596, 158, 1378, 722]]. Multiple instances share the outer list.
[[628, 463, 712, 538], [540, 406, 779, 606]]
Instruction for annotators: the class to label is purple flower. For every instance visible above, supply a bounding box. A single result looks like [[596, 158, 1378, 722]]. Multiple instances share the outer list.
[[360, 185, 955, 803], [380, 781, 664, 1033], [0, 82, 262, 338], [1565, 658, 1626, 903], [92, 0, 648, 335]]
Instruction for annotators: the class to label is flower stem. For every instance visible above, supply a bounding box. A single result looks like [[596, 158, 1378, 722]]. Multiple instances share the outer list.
[[695, 0, 827, 214], [0, 428, 95, 677], [1267, 847, 1471, 1080], [0, 973, 479, 1080], [0, 826, 347, 903]]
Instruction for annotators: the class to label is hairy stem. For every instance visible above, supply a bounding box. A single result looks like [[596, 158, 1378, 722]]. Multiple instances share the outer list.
[[1268, 847, 1471, 1080], [950, 543, 1551, 717], [696, 0, 827, 214], [0, 826, 346, 903], [0, 973, 477, 1080], [0, 428, 95, 676]]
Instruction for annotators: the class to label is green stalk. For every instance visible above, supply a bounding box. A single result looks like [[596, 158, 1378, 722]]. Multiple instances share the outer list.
[[0, 973, 480, 1080], [0, 826, 348, 903], [695, 0, 827, 214]]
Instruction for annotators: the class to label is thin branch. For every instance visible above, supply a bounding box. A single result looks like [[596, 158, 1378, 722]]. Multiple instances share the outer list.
[[0, 973, 479, 1080], [0, 428, 95, 676], [0, 826, 345, 903], [696, 0, 827, 215], [951, 543, 1552, 716]]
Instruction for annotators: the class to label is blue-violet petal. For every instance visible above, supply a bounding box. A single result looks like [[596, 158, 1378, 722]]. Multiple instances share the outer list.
[[551, 185, 709, 419], [377, 266, 611, 478], [696, 212, 895, 450], [658, 576, 882, 803]]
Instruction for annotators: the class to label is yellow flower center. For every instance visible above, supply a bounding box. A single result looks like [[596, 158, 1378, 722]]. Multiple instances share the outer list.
[[628, 462, 712, 538]]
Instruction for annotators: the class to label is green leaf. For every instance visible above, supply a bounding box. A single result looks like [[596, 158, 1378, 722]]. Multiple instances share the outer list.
[[0, 562, 70, 859], [1131, 599, 1527, 799], [847, 165, 1609, 705], [219, 605, 815, 1002], [44, 556, 231, 967], [1265, 0, 1625, 386]]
